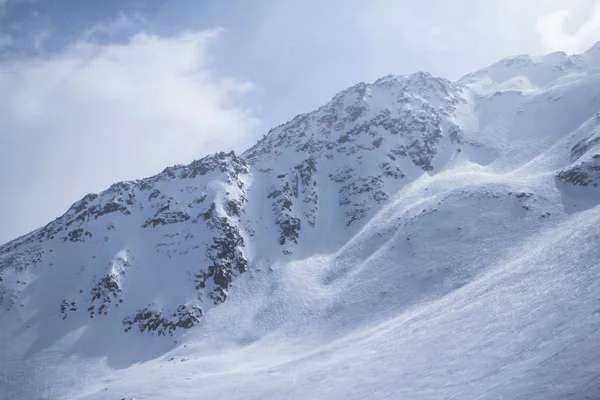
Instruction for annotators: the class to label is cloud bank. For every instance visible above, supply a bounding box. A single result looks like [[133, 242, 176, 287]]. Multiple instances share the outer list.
[[0, 30, 258, 243]]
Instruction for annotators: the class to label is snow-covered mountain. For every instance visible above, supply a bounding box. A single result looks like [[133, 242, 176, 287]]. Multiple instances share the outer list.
[[1, 43, 600, 400]]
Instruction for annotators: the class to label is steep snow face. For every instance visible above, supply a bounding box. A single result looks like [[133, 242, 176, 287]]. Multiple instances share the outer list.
[[458, 46, 600, 171], [1, 44, 600, 400], [243, 72, 465, 254], [0, 152, 250, 338], [459, 41, 600, 89]]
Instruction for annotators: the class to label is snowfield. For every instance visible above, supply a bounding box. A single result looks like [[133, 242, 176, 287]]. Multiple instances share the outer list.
[[1, 43, 600, 399]]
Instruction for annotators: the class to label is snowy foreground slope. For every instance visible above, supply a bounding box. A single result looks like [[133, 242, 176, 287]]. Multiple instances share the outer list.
[[1, 44, 600, 399]]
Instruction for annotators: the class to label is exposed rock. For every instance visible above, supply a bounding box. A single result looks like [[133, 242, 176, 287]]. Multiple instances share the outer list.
[[89, 273, 122, 318], [143, 211, 191, 228], [123, 305, 203, 336], [195, 215, 247, 304], [557, 161, 600, 187], [64, 228, 92, 242], [60, 300, 78, 319]]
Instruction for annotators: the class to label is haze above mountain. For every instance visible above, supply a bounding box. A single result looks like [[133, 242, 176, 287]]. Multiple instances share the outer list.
[[1, 43, 600, 399]]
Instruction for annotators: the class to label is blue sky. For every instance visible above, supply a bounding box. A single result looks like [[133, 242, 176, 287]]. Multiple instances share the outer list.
[[1, 0, 599, 243]]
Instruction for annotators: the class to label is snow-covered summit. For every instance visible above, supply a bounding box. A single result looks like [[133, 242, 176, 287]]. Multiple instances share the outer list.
[[245, 71, 461, 162], [1, 46, 600, 400], [459, 42, 600, 91]]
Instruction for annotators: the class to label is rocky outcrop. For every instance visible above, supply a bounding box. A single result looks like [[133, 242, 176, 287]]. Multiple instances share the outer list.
[[89, 273, 123, 318], [557, 158, 600, 187], [195, 211, 247, 304], [123, 305, 203, 336]]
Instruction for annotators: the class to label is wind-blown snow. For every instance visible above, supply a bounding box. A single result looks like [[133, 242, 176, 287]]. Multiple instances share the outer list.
[[1, 43, 600, 400]]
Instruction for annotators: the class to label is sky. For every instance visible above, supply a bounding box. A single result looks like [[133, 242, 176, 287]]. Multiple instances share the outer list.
[[0, 0, 599, 244]]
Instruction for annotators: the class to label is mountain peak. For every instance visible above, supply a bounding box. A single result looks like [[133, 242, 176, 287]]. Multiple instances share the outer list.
[[3, 46, 600, 400], [243, 71, 462, 167], [458, 47, 589, 88]]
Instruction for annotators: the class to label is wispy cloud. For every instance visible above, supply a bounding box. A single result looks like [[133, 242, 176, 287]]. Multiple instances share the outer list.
[[82, 12, 146, 42], [537, 1, 600, 53]]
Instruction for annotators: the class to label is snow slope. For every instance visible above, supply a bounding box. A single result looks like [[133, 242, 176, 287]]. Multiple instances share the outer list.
[[1, 43, 600, 399]]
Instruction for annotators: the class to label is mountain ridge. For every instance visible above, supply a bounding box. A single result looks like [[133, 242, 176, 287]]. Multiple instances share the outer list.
[[1, 43, 600, 399], [5, 41, 600, 252]]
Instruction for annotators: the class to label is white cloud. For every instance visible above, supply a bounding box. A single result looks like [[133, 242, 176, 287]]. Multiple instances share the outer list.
[[429, 26, 443, 37], [537, 1, 600, 53], [351, 0, 600, 82], [353, 0, 543, 80], [0, 30, 259, 243]]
